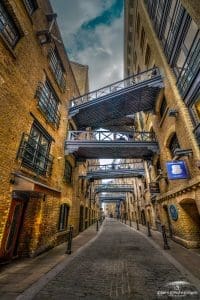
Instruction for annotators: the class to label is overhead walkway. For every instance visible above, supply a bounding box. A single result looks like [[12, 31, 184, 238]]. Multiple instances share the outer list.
[[86, 162, 145, 180], [99, 194, 126, 203], [65, 130, 159, 160], [95, 184, 133, 194], [68, 68, 163, 130]]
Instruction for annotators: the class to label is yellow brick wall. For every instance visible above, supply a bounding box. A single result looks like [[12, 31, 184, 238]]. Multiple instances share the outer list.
[[124, 0, 200, 247], [0, 0, 85, 258]]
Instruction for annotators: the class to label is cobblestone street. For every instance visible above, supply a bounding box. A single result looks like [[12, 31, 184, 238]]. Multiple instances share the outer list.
[[32, 219, 199, 300]]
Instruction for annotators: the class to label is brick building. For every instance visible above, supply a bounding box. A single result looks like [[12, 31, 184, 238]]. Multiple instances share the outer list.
[[124, 0, 200, 247], [0, 0, 98, 262]]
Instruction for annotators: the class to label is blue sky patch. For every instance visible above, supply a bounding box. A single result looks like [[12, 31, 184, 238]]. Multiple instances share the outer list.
[[82, 0, 123, 29]]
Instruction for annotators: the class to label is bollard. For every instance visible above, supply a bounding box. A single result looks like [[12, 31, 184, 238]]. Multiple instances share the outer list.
[[147, 221, 152, 237], [136, 219, 139, 230], [66, 225, 73, 254], [96, 219, 99, 231], [161, 225, 170, 250], [129, 218, 132, 227]]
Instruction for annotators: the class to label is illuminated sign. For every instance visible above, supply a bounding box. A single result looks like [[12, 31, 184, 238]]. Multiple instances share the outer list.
[[166, 161, 189, 180]]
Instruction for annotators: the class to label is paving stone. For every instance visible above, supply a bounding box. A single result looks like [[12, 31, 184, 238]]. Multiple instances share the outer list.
[[34, 220, 200, 300]]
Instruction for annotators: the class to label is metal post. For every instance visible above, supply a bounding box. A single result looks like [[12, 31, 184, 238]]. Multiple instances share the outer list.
[[66, 225, 73, 254], [96, 219, 99, 231], [136, 219, 139, 230], [161, 225, 170, 250], [129, 218, 132, 227], [147, 221, 152, 237]]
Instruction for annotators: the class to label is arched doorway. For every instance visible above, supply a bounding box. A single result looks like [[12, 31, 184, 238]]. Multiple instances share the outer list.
[[179, 198, 200, 247]]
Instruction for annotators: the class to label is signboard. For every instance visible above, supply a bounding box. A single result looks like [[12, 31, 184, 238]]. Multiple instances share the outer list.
[[166, 161, 189, 180], [169, 205, 178, 221], [149, 182, 160, 194]]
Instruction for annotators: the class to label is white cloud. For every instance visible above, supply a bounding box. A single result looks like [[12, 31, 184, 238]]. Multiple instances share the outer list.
[[51, 0, 115, 35], [51, 0, 124, 91], [75, 16, 124, 90]]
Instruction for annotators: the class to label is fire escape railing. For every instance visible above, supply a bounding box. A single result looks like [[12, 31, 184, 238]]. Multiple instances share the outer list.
[[70, 67, 160, 108], [88, 162, 144, 172], [95, 184, 134, 193], [67, 131, 157, 143]]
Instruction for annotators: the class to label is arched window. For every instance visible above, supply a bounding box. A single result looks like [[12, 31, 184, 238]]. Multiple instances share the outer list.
[[58, 204, 69, 231]]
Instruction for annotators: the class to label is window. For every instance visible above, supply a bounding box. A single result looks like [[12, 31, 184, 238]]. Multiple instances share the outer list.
[[19, 122, 53, 175], [140, 28, 145, 52], [64, 160, 73, 183], [23, 0, 38, 15], [49, 48, 66, 92], [176, 28, 199, 98], [191, 98, 200, 124], [174, 20, 198, 78], [160, 97, 167, 118], [190, 94, 200, 145], [58, 204, 69, 231], [36, 80, 60, 127], [145, 44, 151, 66], [0, 2, 20, 48], [169, 133, 180, 156], [164, 2, 185, 61]]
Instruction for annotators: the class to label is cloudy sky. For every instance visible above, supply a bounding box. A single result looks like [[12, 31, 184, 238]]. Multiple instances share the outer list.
[[50, 0, 124, 91]]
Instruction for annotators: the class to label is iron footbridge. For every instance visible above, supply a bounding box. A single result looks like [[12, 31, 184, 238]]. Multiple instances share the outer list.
[[68, 68, 163, 130]]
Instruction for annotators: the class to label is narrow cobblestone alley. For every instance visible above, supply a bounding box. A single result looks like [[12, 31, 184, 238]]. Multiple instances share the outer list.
[[31, 220, 199, 300]]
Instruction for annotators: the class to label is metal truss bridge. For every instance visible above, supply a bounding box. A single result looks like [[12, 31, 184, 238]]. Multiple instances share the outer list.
[[95, 184, 134, 194], [99, 194, 126, 203], [68, 68, 163, 131], [86, 162, 145, 180], [65, 130, 159, 160]]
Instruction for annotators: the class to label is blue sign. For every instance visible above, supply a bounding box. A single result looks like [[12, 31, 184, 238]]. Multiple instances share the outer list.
[[166, 161, 189, 180], [169, 205, 178, 221]]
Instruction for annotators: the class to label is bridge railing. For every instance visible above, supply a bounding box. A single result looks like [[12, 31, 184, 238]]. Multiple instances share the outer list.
[[67, 131, 157, 143], [95, 184, 133, 190], [70, 67, 160, 108], [88, 162, 144, 172]]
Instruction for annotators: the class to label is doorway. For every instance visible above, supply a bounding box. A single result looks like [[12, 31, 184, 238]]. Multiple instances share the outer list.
[[0, 198, 26, 261]]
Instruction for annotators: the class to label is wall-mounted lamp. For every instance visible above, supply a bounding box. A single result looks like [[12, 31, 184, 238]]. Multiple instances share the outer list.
[[168, 109, 178, 117], [173, 148, 193, 160]]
